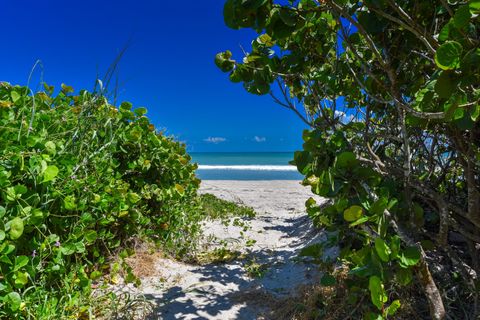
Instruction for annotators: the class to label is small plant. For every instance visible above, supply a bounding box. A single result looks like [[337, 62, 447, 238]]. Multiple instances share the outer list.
[[244, 258, 268, 278], [200, 193, 256, 221], [194, 247, 243, 265]]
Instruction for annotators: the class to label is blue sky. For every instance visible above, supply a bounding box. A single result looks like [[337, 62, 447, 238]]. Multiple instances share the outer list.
[[0, 0, 307, 152]]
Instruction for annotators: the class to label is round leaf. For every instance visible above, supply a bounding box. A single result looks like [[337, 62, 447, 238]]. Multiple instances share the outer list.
[[14, 256, 29, 271], [396, 268, 413, 285], [435, 41, 463, 70], [43, 165, 59, 183], [435, 71, 456, 99], [9, 217, 24, 240], [399, 246, 421, 267], [84, 230, 98, 244], [14, 271, 29, 287], [5, 292, 21, 311], [344, 205, 363, 222], [453, 5, 471, 29], [336, 151, 358, 168]]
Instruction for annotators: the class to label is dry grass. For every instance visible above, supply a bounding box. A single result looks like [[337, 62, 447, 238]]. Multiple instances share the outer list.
[[124, 242, 167, 278], [263, 269, 356, 320], [256, 268, 426, 320]]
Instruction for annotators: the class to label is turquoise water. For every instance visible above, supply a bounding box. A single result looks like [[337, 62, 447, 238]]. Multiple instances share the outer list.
[[191, 152, 303, 180]]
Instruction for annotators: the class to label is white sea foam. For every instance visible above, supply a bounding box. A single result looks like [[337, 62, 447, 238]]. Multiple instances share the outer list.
[[197, 165, 297, 171]]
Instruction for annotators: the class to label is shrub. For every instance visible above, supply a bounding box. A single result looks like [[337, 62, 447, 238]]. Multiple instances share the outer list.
[[0, 82, 202, 318], [217, 1, 479, 319]]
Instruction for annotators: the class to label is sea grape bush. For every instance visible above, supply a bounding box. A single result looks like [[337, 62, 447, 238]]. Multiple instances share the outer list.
[[0, 82, 201, 318], [218, 0, 479, 319]]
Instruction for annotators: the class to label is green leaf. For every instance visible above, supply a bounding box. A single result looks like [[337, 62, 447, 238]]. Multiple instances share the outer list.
[[215, 51, 235, 72], [374, 238, 391, 262], [369, 276, 387, 310], [175, 184, 185, 196], [454, 5, 471, 28], [4, 292, 21, 311], [336, 151, 358, 168], [438, 20, 452, 42], [435, 71, 456, 99], [14, 271, 28, 287], [61, 83, 74, 93], [84, 230, 98, 243], [29, 209, 44, 225], [0, 230, 5, 241], [9, 217, 24, 240], [396, 268, 413, 285], [0, 206, 5, 218], [241, 0, 267, 11], [469, 0, 480, 13], [224, 0, 239, 29], [75, 242, 86, 253], [471, 104, 480, 121], [44, 141, 56, 154], [279, 8, 297, 26], [64, 195, 76, 210], [269, 14, 295, 39], [120, 101, 132, 111], [370, 197, 388, 215], [90, 270, 102, 280], [399, 246, 421, 267], [134, 107, 147, 116], [390, 235, 401, 259], [299, 243, 323, 258], [344, 205, 363, 222], [349, 216, 369, 227], [435, 41, 463, 70], [60, 243, 76, 255], [386, 299, 401, 316], [365, 312, 383, 320], [257, 34, 275, 47], [320, 273, 336, 286], [10, 91, 21, 103], [454, 107, 464, 120], [14, 256, 29, 271], [127, 192, 141, 204], [42, 165, 59, 183]]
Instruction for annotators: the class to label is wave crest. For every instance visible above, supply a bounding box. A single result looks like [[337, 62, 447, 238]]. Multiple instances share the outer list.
[[197, 165, 297, 171]]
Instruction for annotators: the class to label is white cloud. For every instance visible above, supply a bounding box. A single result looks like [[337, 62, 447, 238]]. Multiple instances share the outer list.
[[203, 137, 226, 144], [253, 136, 266, 142], [334, 110, 355, 123]]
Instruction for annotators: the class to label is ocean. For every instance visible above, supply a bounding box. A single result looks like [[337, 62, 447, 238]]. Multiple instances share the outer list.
[[191, 152, 303, 180]]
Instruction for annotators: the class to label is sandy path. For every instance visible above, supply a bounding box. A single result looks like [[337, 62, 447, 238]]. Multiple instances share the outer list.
[[133, 180, 326, 319]]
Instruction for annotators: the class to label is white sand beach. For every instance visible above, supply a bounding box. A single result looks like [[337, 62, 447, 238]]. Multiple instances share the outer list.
[[124, 180, 327, 319]]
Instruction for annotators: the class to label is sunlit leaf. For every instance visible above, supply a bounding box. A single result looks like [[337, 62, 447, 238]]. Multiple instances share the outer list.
[[9, 217, 24, 240], [435, 41, 463, 70], [344, 205, 363, 222]]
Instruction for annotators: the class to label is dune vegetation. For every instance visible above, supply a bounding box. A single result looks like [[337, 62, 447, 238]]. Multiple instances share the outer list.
[[217, 0, 480, 319], [0, 82, 205, 318]]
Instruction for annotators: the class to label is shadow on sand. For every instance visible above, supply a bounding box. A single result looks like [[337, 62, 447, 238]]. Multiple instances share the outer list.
[[142, 213, 325, 320]]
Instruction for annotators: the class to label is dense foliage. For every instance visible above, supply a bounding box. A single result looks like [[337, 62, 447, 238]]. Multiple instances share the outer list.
[[0, 82, 201, 318], [218, 0, 480, 318]]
